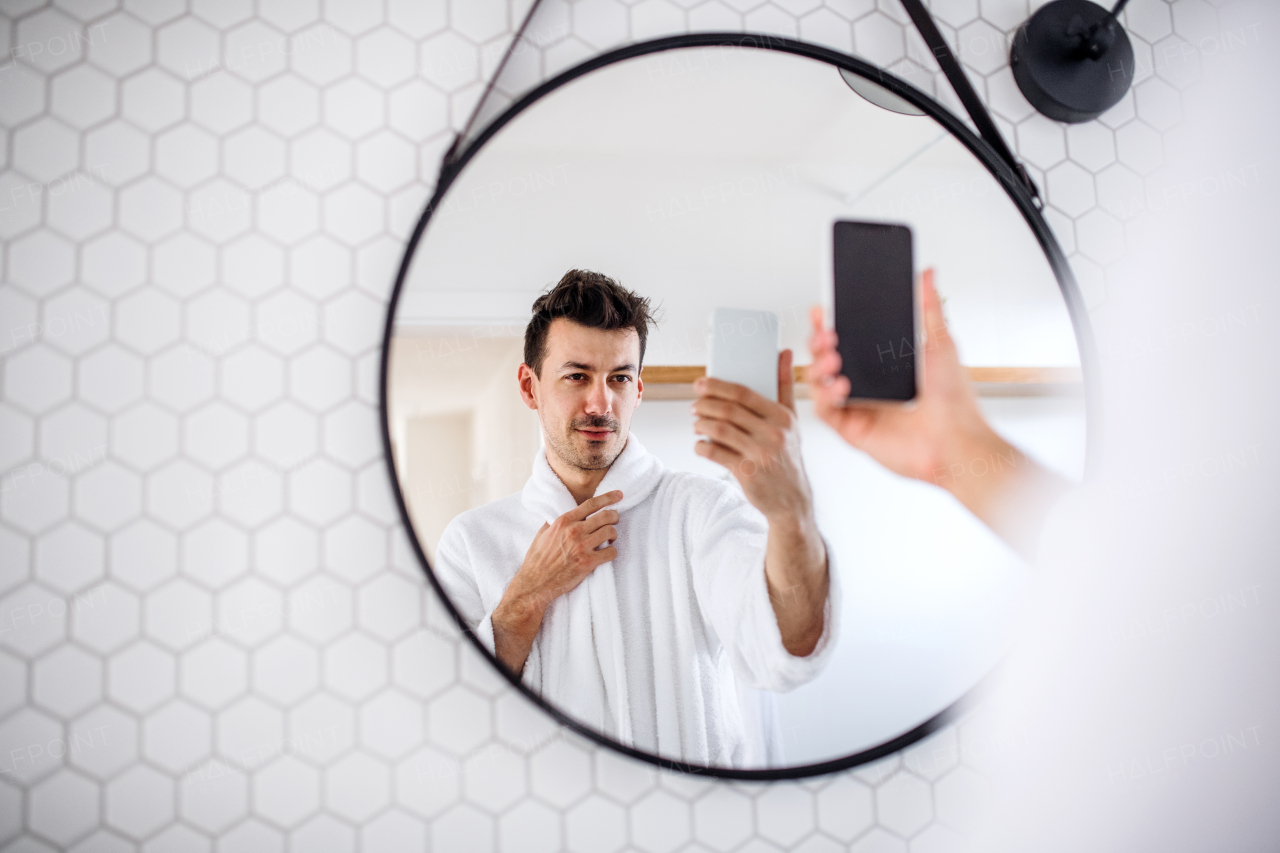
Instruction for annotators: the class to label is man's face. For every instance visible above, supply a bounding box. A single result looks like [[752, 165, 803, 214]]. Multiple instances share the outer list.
[[519, 318, 643, 472]]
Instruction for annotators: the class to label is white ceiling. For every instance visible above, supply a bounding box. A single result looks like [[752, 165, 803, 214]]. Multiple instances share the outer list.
[[401, 46, 1080, 367]]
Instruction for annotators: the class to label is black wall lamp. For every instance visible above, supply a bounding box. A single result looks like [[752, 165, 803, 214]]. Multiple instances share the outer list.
[[1011, 0, 1137, 123]]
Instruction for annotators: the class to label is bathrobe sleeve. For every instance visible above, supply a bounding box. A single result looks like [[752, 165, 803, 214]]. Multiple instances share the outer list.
[[691, 481, 841, 693], [432, 517, 498, 654]]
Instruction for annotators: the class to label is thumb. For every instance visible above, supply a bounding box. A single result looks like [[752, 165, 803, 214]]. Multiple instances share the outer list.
[[777, 348, 795, 411], [921, 268, 953, 354]]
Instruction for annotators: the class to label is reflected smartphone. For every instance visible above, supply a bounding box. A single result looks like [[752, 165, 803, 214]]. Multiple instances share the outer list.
[[832, 220, 918, 403], [707, 308, 780, 401]]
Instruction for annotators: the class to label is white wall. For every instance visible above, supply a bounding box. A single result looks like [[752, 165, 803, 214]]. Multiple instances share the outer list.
[[390, 333, 541, 560], [405, 411, 473, 563]]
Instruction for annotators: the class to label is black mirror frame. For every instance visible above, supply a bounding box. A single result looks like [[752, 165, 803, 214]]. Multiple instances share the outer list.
[[379, 32, 1100, 781]]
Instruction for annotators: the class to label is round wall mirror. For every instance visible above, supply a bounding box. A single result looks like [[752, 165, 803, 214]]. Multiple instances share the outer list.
[[382, 38, 1089, 776]]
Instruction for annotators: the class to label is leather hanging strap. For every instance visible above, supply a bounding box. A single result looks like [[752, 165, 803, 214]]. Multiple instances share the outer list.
[[445, 0, 547, 167], [897, 0, 1042, 205]]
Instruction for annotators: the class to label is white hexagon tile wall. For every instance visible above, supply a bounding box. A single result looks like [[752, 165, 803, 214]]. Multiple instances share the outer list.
[[0, 0, 1217, 851]]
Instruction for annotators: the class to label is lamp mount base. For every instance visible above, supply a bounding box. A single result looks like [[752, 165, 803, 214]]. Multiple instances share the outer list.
[[1010, 0, 1135, 123]]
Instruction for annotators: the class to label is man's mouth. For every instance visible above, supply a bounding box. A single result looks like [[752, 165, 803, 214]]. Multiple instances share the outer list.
[[577, 428, 613, 441]]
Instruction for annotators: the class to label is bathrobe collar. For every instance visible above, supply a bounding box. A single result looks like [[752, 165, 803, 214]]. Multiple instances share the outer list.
[[521, 433, 664, 523]]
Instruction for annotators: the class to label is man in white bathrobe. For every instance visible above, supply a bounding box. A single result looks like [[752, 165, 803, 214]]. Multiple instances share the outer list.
[[433, 269, 837, 768]]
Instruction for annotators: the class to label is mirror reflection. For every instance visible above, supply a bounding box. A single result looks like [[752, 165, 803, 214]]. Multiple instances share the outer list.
[[387, 46, 1085, 769]]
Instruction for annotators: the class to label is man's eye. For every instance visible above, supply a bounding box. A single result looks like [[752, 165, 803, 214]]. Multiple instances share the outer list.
[[566, 374, 586, 381], [612, 375, 632, 383]]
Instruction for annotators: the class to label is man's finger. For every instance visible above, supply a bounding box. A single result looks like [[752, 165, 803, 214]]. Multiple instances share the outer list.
[[581, 508, 620, 533], [696, 438, 774, 482], [805, 350, 842, 385], [809, 342, 848, 396], [696, 376, 793, 431], [567, 489, 623, 521], [693, 416, 755, 458], [778, 349, 795, 411], [694, 376, 774, 418], [809, 330, 838, 358], [583, 524, 618, 551], [808, 307, 839, 357], [812, 374, 851, 419], [921, 268, 951, 352], [691, 397, 767, 438], [694, 438, 743, 470]]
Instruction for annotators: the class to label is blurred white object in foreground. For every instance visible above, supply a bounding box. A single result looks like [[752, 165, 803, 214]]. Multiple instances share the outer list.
[[979, 1, 1280, 849]]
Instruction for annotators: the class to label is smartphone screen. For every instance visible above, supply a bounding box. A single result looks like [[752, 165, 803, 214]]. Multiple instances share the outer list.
[[832, 220, 916, 402]]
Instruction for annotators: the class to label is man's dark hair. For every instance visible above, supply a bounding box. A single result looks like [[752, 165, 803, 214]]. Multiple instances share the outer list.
[[524, 270, 656, 376]]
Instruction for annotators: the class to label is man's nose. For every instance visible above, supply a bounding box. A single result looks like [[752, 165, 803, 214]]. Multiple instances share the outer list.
[[583, 378, 612, 414]]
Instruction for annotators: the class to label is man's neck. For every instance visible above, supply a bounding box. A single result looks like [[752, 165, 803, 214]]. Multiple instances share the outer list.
[[546, 441, 624, 505]]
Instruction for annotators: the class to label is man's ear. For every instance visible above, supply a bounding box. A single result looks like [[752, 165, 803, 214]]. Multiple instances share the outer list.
[[634, 369, 643, 406], [517, 363, 539, 411]]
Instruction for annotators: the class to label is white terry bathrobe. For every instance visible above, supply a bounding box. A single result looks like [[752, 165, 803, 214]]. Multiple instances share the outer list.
[[433, 435, 840, 767]]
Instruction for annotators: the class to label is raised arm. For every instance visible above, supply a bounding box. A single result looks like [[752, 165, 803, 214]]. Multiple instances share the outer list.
[[692, 351, 829, 657], [807, 269, 1070, 557]]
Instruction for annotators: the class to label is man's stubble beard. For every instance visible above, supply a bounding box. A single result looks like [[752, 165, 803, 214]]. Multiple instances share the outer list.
[[543, 413, 627, 472]]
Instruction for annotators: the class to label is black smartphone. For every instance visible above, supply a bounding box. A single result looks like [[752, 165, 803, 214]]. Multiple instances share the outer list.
[[831, 220, 917, 402]]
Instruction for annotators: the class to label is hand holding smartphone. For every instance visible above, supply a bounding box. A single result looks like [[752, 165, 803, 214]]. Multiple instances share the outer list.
[[831, 220, 919, 403]]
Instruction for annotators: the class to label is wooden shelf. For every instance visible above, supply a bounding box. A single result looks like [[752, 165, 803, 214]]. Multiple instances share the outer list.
[[638, 365, 1083, 398], [964, 366, 1082, 384]]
